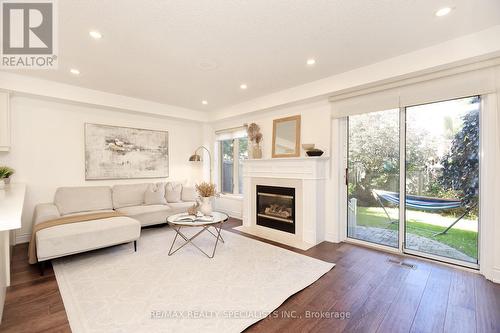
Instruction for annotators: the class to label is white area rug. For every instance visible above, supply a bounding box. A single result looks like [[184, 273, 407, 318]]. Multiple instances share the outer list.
[[53, 226, 334, 333]]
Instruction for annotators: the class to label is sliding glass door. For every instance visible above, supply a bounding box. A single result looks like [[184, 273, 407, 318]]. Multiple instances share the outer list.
[[346, 96, 480, 267], [405, 97, 479, 265], [347, 109, 400, 248]]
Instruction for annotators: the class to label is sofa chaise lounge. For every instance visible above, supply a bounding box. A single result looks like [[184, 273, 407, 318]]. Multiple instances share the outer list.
[[32, 182, 197, 273]]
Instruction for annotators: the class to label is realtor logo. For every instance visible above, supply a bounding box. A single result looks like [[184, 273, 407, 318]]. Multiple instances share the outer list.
[[1, 0, 58, 68]]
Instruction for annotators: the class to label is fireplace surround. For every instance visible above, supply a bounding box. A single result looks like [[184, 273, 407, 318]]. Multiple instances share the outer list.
[[239, 156, 329, 250]]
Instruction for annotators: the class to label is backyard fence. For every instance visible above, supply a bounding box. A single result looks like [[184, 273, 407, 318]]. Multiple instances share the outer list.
[[348, 198, 358, 228], [222, 161, 233, 193]]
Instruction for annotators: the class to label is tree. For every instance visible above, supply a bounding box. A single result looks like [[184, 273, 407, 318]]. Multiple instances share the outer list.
[[348, 110, 436, 206], [438, 98, 480, 206]]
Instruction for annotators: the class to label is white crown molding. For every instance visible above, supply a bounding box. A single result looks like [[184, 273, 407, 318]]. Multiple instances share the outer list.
[[0, 71, 209, 122], [211, 25, 500, 121], [2, 25, 500, 124]]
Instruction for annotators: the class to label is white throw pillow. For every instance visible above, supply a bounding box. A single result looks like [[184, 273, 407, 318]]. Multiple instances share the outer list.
[[165, 182, 182, 203], [144, 183, 167, 205], [181, 186, 198, 202]]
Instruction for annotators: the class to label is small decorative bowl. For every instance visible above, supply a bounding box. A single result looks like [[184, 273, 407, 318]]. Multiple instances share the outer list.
[[302, 143, 315, 150], [306, 149, 324, 157]]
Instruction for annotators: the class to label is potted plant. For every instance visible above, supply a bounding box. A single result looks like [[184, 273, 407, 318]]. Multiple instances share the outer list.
[[0, 166, 14, 189], [195, 182, 217, 215], [246, 123, 263, 159]]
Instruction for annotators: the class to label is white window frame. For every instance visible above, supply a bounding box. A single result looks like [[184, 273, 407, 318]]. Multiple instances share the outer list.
[[340, 97, 482, 270]]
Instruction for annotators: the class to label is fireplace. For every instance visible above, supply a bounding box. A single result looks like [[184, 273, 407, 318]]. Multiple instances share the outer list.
[[256, 185, 295, 234], [241, 157, 328, 250]]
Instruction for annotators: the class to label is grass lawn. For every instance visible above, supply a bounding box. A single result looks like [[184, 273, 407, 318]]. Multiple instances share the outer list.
[[356, 207, 478, 259]]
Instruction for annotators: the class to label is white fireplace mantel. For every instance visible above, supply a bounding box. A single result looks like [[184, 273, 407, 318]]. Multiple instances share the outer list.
[[242, 156, 329, 180], [238, 156, 329, 250]]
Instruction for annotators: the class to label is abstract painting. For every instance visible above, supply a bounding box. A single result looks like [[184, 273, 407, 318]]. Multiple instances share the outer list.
[[85, 123, 169, 180]]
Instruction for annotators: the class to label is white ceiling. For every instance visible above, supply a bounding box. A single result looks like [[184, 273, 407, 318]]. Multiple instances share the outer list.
[[3, 0, 500, 112]]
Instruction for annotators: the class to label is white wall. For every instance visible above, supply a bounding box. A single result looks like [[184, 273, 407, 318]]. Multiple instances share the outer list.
[[212, 99, 334, 227], [480, 94, 500, 283], [0, 96, 205, 243], [214, 99, 332, 159], [214, 196, 244, 219]]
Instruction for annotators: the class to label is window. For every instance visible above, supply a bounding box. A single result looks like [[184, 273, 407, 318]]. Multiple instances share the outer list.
[[237, 137, 248, 194], [219, 134, 248, 195], [347, 108, 400, 248], [345, 96, 480, 268], [404, 97, 479, 264], [220, 139, 234, 193]]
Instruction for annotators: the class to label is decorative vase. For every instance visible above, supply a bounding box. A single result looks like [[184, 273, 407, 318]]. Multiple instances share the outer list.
[[251, 143, 262, 159], [4, 177, 10, 185], [199, 196, 213, 216], [0, 179, 4, 190]]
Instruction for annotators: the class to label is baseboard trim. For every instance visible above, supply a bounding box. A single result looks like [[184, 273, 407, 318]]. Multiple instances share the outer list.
[[325, 232, 340, 243], [15, 234, 30, 244], [486, 267, 500, 283]]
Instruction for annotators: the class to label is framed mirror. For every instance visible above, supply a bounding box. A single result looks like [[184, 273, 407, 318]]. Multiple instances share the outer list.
[[272, 115, 301, 158]]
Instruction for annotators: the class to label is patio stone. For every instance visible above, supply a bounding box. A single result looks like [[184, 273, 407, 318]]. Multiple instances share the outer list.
[[349, 226, 476, 263]]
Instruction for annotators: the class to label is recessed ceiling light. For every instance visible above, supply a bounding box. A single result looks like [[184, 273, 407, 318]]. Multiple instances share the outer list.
[[70, 68, 80, 75], [435, 7, 452, 17], [240, 84, 248, 90], [202, 100, 208, 105], [89, 30, 102, 39], [306, 58, 316, 66]]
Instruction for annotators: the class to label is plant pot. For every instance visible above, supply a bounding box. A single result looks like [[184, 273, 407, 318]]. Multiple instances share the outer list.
[[251, 144, 262, 159], [0, 179, 5, 189], [4, 177, 10, 185], [199, 196, 213, 216]]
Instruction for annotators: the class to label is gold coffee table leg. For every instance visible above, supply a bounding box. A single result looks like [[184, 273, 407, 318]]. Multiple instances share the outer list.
[[168, 221, 224, 258]]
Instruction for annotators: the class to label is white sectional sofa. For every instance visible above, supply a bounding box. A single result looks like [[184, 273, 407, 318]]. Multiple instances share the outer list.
[[33, 182, 198, 272], [111, 182, 197, 226]]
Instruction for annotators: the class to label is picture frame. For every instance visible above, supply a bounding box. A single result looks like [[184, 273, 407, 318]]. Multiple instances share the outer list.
[[272, 115, 301, 158], [84, 123, 169, 180]]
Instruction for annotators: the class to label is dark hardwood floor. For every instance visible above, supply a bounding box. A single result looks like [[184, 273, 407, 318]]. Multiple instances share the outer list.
[[1, 218, 499, 332]]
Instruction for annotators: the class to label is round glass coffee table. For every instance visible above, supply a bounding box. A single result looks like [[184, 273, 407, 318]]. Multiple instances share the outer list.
[[166, 211, 229, 258]]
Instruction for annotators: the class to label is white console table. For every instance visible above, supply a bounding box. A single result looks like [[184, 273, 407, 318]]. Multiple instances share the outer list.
[[0, 183, 26, 321]]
